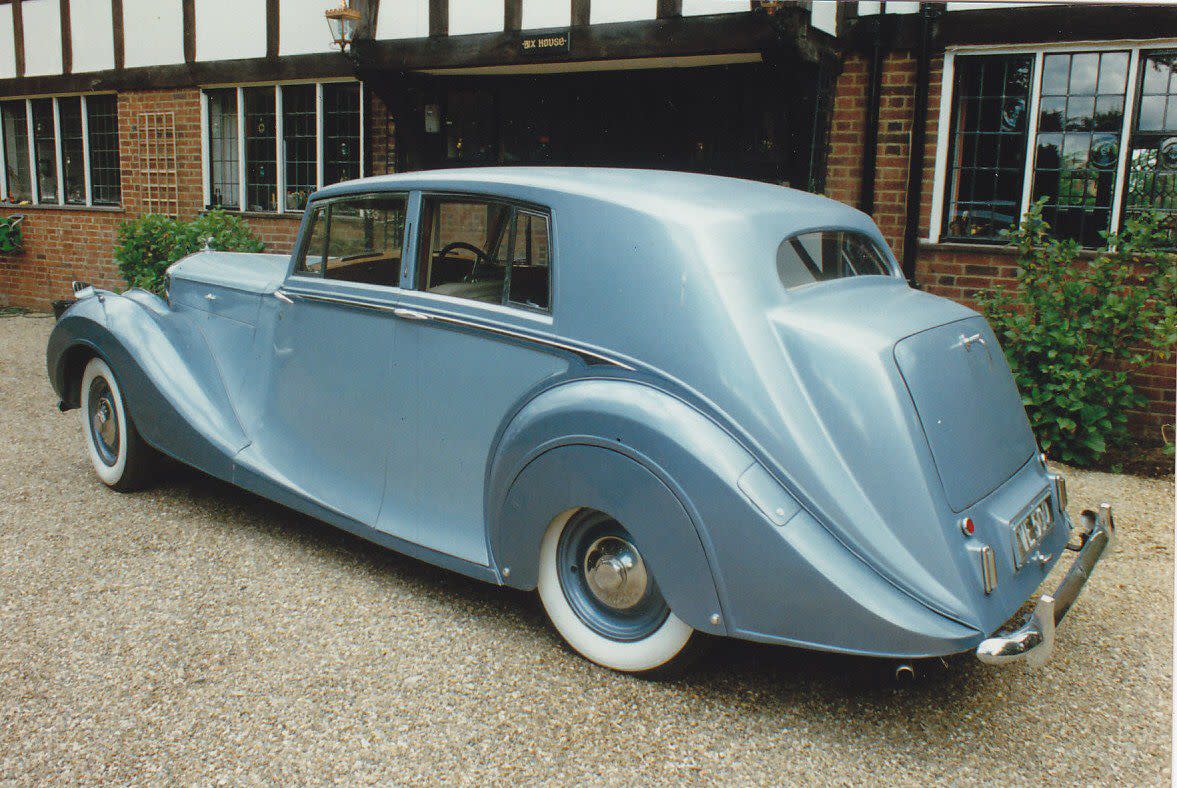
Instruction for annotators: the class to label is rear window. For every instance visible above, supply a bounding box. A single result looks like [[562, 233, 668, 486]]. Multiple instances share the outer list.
[[776, 231, 893, 290]]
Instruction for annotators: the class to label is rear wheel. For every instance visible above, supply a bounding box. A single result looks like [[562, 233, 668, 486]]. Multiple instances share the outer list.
[[537, 508, 695, 674], [79, 357, 156, 491]]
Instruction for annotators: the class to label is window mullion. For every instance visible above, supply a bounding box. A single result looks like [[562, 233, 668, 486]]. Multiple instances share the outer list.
[[1109, 47, 1141, 235], [236, 87, 246, 212], [359, 81, 365, 179], [0, 102, 8, 202], [316, 83, 324, 190], [52, 98, 64, 205], [80, 95, 92, 207], [1018, 51, 1044, 223], [200, 91, 210, 209], [25, 100, 38, 204], [275, 85, 285, 214]]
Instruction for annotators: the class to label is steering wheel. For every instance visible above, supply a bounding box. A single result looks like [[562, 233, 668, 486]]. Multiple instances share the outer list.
[[436, 241, 489, 282]]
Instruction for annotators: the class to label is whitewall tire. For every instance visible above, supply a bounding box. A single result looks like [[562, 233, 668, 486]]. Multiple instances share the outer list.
[[78, 357, 155, 491], [537, 508, 695, 674]]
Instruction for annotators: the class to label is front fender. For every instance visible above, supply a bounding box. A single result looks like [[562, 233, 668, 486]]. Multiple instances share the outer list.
[[47, 291, 248, 481]]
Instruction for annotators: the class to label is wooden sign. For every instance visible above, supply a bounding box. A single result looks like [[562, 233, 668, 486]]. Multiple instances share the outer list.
[[520, 31, 571, 56]]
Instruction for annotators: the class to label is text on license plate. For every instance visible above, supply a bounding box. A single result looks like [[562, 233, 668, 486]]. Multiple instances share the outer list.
[[1013, 495, 1053, 568]]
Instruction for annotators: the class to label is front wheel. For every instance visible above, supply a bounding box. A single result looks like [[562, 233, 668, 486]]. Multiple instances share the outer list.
[[537, 508, 696, 674], [78, 356, 156, 491]]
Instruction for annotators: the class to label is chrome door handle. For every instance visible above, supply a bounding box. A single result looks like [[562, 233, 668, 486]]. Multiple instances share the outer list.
[[273, 290, 294, 304], [392, 308, 431, 321]]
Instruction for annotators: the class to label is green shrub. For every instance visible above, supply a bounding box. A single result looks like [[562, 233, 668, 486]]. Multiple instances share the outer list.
[[115, 210, 265, 295], [975, 201, 1176, 467], [0, 214, 23, 253]]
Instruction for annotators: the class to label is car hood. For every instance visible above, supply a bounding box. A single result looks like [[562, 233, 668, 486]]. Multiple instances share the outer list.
[[168, 251, 290, 295]]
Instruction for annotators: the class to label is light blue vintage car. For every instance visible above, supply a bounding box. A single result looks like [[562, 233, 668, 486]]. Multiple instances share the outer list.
[[47, 168, 1114, 675]]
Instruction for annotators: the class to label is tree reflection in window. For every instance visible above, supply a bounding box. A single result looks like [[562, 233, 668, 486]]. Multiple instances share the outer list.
[[1032, 51, 1129, 246], [1123, 50, 1176, 246]]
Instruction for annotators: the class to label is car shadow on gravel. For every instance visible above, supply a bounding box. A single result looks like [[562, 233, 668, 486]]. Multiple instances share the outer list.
[[153, 461, 1000, 708]]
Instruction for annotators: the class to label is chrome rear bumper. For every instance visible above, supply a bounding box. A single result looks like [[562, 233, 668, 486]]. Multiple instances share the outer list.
[[976, 503, 1115, 667]]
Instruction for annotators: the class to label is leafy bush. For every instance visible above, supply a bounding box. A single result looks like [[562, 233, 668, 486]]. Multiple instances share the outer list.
[[0, 214, 23, 253], [975, 201, 1176, 466], [115, 210, 265, 295]]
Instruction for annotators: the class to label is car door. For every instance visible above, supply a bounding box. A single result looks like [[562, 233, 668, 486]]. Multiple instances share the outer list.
[[376, 193, 569, 565], [248, 192, 415, 530]]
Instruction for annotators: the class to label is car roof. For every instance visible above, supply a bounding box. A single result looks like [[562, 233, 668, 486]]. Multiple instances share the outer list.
[[312, 167, 864, 230]]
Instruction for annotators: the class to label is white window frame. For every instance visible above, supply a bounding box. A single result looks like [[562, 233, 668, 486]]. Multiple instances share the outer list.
[[929, 38, 1177, 244], [0, 92, 120, 207], [200, 78, 365, 214]]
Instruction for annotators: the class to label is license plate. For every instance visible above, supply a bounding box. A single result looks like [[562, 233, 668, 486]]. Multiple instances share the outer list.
[[1013, 496, 1054, 568]]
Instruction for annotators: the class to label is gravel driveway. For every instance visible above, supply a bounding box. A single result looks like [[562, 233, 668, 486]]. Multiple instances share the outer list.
[[1, 313, 1172, 783]]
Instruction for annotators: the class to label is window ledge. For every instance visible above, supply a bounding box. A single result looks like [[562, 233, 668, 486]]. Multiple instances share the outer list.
[[209, 209, 305, 220], [921, 239, 1103, 259], [0, 202, 124, 214]]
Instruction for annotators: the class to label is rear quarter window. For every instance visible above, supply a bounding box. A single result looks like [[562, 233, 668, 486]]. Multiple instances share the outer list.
[[776, 231, 893, 290]]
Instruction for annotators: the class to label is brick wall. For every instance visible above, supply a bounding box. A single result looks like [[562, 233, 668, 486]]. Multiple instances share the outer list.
[[0, 85, 405, 310], [827, 50, 1174, 437]]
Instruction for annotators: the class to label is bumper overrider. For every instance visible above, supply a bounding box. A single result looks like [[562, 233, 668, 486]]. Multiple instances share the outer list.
[[976, 503, 1116, 667]]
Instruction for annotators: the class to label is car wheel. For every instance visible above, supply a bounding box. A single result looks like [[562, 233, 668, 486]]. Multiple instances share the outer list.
[[537, 508, 696, 674], [79, 356, 155, 491]]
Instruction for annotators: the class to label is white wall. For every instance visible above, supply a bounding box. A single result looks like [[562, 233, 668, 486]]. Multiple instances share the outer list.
[[449, 0, 504, 35], [590, 0, 657, 24], [682, 0, 751, 15], [71, 0, 115, 73], [522, 0, 571, 29], [0, 5, 16, 80], [196, 0, 266, 61], [22, 0, 63, 76], [376, 0, 430, 39], [280, 0, 338, 56], [122, 0, 184, 67], [810, 0, 838, 35]]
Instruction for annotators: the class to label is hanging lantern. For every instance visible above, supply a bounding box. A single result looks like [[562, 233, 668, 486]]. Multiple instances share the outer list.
[[325, 2, 362, 52]]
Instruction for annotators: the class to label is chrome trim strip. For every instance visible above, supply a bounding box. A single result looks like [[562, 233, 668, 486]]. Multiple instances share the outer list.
[[277, 288, 633, 370], [976, 501, 1115, 667]]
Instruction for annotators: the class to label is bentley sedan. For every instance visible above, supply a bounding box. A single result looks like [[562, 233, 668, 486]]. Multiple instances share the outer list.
[[47, 168, 1114, 674]]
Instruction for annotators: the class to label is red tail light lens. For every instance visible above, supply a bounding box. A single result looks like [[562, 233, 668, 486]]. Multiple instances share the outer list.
[[960, 517, 976, 536]]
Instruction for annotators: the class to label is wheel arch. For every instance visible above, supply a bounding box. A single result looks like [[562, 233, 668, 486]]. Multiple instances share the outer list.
[[486, 379, 761, 635]]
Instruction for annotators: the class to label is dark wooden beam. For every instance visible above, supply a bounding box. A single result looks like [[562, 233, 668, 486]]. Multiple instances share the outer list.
[[656, 0, 681, 19], [353, 10, 798, 70], [266, 0, 278, 58], [111, 0, 124, 69], [571, 0, 589, 27], [429, 0, 447, 37], [59, 0, 72, 74], [933, 2, 1177, 46], [11, 0, 23, 77], [182, 0, 195, 63], [355, 0, 380, 40], [504, 0, 521, 32]]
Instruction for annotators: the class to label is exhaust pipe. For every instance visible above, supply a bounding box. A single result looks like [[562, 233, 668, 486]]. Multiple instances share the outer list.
[[894, 663, 916, 684]]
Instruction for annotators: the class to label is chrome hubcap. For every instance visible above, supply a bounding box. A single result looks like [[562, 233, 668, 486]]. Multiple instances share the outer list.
[[555, 510, 670, 642], [584, 536, 648, 611], [87, 378, 120, 466]]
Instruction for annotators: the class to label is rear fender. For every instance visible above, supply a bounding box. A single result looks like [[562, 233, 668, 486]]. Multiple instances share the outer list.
[[47, 291, 248, 480], [487, 379, 757, 634]]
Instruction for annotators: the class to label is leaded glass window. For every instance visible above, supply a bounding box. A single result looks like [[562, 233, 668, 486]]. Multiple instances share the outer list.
[[282, 84, 316, 211], [324, 82, 360, 186], [1123, 50, 1177, 244], [1, 101, 31, 203], [87, 95, 121, 206], [1031, 51, 1129, 246], [244, 87, 276, 212], [207, 89, 239, 209], [30, 99, 58, 204], [58, 97, 86, 205], [942, 55, 1034, 241]]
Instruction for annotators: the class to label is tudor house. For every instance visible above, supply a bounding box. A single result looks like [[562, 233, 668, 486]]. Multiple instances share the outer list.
[[0, 0, 1173, 431]]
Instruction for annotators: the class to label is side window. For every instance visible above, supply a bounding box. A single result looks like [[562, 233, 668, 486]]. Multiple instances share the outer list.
[[506, 210, 551, 310], [293, 195, 407, 286], [416, 197, 512, 304]]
